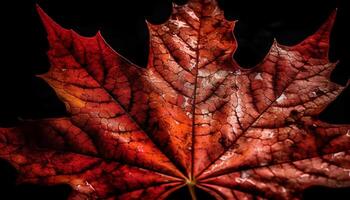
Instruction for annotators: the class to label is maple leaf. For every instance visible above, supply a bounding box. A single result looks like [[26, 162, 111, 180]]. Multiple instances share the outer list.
[[1, 0, 349, 199]]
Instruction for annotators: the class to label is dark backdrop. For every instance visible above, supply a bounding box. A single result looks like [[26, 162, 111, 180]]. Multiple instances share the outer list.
[[1, 0, 349, 199]]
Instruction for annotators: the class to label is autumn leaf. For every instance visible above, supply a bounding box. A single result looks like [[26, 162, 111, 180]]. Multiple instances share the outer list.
[[1, 0, 349, 199]]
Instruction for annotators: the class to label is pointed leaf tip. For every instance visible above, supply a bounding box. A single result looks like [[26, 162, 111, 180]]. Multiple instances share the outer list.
[[322, 9, 337, 32], [36, 4, 48, 21], [292, 9, 337, 60], [36, 4, 58, 35]]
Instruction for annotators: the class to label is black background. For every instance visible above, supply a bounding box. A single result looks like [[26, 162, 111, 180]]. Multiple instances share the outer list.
[[0, 0, 349, 199]]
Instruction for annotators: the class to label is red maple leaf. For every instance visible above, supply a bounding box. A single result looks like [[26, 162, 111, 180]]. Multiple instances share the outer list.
[[1, 0, 349, 199]]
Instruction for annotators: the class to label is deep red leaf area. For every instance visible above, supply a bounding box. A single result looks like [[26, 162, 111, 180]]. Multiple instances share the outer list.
[[0, 0, 349, 199]]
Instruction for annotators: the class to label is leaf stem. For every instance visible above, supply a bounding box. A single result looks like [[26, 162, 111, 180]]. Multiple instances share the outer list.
[[187, 180, 197, 200]]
